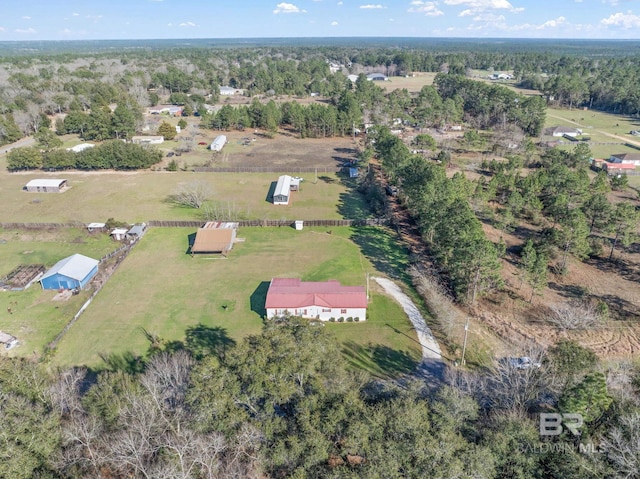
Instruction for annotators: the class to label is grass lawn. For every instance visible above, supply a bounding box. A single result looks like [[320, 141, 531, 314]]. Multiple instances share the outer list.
[[52, 226, 423, 377], [0, 171, 369, 223], [0, 228, 120, 354]]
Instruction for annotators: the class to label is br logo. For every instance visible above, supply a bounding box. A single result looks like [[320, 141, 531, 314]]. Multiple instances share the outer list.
[[540, 413, 583, 436]]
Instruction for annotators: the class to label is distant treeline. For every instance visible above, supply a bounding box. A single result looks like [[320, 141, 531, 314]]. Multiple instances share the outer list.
[[6, 141, 163, 171], [1, 41, 639, 147]]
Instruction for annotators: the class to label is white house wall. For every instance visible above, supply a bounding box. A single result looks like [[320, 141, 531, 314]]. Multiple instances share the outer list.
[[267, 306, 366, 321]]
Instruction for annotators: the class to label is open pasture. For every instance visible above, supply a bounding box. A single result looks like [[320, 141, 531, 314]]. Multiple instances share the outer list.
[[52, 226, 423, 376], [0, 227, 119, 354], [380, 72, 437, 93], [0, 170, 368, 223]]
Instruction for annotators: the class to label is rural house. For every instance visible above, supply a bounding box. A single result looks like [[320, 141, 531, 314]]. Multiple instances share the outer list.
[[24, 179, 68, 193], [273, 175, 293, 205], [545, 126, 583, 137], [265, 278, 367, 321], [132, 135, 164, 145], [210, 135, 227, 151], [40, 254, 99, 290], [190, 222, 238, 254], [147, 105, 183, 116], [609, 153, 640, 166]]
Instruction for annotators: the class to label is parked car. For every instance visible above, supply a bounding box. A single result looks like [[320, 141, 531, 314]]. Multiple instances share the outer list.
[[385, 185, 398, 196], [198, 141, 207, 145], [630, 130, 640, 136], [166, 152, 174, 157], [505, 356, 541, 370]]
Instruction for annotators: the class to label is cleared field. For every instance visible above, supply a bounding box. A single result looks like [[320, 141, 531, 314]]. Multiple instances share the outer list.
[[52, 226, 422, 376], [0, 171, 369, 223], [381, 72, 437, 93], [0, 228, 120, 353], [545, 107, 640, 159]]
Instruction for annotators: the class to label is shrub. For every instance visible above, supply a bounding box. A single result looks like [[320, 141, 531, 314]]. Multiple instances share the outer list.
[[346, 317, 353, 322], [329, 317, 336, 322], [338, 317, 344, 322], [354, 317, 360, 322]]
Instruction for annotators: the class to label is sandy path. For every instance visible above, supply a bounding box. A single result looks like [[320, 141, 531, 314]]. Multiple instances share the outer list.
[[372, 276, 446, 382]]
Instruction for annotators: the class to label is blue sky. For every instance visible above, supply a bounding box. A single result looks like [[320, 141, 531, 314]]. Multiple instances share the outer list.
[[1, 0, 639, 40]]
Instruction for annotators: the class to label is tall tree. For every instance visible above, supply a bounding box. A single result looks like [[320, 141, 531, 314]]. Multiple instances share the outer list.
[[606, 202, 640, 261]]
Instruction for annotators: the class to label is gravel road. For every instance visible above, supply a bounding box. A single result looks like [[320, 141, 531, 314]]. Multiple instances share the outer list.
[[372, 276, 446, 383]]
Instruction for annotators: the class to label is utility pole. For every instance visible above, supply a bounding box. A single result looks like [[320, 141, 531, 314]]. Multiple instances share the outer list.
[[461, 317, 470, 366]]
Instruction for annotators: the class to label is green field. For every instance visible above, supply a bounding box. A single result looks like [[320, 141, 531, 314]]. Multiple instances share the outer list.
[[51, 226, 422, 376], [0, 171, 368, 223], [0, 228, 119, 353]]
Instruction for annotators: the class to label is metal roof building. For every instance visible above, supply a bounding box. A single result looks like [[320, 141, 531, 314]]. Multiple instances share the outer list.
[[210, 135, 227, 152], [25, 179, 68, 193], [265, 278, 367, 321], [273, 175, 292, 205], [190, 221, 238, 254], [40, 254, 99, 290]]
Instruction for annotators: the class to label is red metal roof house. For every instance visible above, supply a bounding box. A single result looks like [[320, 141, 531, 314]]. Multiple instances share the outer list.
[[265, 278, 367, 321]]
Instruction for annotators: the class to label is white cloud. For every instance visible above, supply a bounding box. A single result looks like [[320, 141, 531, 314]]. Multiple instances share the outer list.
[[60, 28, 72, 34], [273, 3, 306, 14], [86, 14, 103, 20], [601, 11, 640, 28], [72, 12, 80, 16], [337, 1, 343, 4], [331, 21, 339, 25], [179, 21, 198, 27], [22, 16, 31, 20], [472, 12, 505, 22], [538, 16, 566, 29], [445, 0, 513, 7], [0, 27, 5, 31], [360, 4, 385, 8], [15, 27, 36, 34], [408, 1, 444, 16], [167, 22, 173, 26]]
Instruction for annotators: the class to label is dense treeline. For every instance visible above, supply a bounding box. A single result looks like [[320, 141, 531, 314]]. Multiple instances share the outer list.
[[2, 319, 639, 478], [372, 126, 503, 303], [7, 141, 162, 171], [1, 41, 639, 146]]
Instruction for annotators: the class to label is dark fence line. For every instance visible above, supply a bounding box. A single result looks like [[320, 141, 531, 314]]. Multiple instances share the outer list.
[[1, 221, 82, 229], [148, 218, 389, 228], [192, 166, 344, 173]]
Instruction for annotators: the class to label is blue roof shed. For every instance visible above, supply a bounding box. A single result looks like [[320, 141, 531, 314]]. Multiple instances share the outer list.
[[40, 254, 99, 290]]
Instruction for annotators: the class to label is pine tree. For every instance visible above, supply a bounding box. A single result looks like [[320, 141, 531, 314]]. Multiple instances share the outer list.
[[158, 121, 177, 140]]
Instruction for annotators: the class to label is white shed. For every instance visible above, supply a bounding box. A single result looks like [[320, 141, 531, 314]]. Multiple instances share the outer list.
[[210, 135, 227, 152], [273, 175, 292, 205], [25, 179, 68, 193]]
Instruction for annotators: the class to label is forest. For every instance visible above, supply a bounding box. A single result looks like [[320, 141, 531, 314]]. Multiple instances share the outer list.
[[2, 319, 640, 479]]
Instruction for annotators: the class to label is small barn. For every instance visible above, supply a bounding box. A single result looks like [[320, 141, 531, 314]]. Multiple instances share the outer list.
[[25, 179, 68, 193], [40, 254, 99, 290], [127, 223, 147, 239], [273, 175, 292, 205], [210, 135, 227, 152], [110, 228, 129, 241], [191, 222, 238, 255]]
